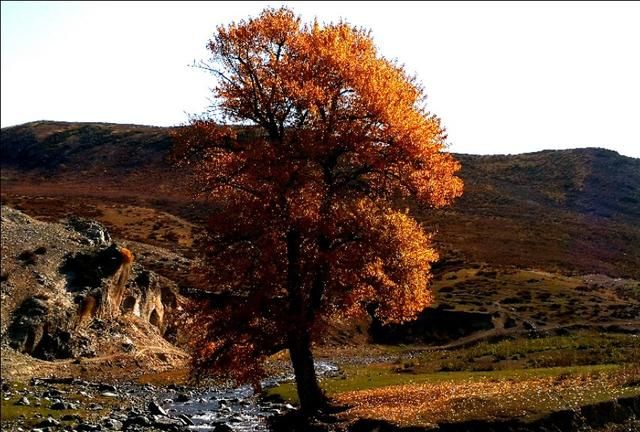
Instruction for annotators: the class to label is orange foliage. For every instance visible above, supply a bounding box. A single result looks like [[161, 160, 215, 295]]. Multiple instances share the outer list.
[[174, 7, 462, 389], [119, 247, 134, 264]]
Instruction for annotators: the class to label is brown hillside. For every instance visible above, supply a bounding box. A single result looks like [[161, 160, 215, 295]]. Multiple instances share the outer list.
[[2, 121, 639, 278]]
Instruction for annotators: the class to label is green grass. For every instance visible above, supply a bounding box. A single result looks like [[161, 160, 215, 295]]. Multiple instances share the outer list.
[[404, 331, 640, 373], [0, 384, 119, 427]]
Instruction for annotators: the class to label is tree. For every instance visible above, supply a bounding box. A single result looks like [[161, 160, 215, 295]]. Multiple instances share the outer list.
[[174, 7, 463, 414]]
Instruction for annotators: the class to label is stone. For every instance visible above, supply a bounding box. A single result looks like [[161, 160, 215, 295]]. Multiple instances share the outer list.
[[148, 401, 167, 416], [35, 417, 60, 427], [50, 401, 77, 410], [177, 414, 194, 426], [229, 414, 245, 423], [15, 396, 30, 406], [176, 393, 190, 402], [152, 416, 186, 430], [100, 392, 118, 398], [102, 419, 123, 430], [75, 423, 100, 431], [66, 217, 112, 247], [125, 415, 151, 427], [219, 405, 232, 414], [98, 384, 117, 392], [43, 389, 64, 397]]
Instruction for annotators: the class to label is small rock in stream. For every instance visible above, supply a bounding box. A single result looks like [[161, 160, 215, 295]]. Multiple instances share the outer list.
[[177, 414, 194, 426], [176, 393, 190, 402], [149, 400, 168, 416]]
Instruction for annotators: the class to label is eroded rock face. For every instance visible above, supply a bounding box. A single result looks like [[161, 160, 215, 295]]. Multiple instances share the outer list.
[[60, 244, 173, 331], [2, 207, 181, 360]]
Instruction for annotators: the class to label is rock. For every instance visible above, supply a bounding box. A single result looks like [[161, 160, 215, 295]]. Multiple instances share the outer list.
[[100, 392, 118, 398], [102, 419, 123, 430], [177, 414, 194, 426], [98, 384, 117, 392], [50, 401, 77, 410], [43, 389, 65, 397], [35, 417, 60, 427], [75, 423, 100, 431], [148, 401, 167, 416], [125, 415, 151, 427], [219, 405, 232, 414], [15, 396, 30, 406], [229, 413, 245, 423], [88, 403, 103, 410], [66, 216, 112, 247], [152, 415, 186, 430], [176, 393, 190, 402]]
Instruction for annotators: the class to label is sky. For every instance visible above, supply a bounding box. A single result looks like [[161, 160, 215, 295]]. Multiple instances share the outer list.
[[1, 1, 639, 157]]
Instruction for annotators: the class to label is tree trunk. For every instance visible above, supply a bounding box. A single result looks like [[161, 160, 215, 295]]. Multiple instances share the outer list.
[[286, 229, 327, 414], [288, 328, 327, 414]]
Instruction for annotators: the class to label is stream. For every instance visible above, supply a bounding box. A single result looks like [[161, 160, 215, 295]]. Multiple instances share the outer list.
[[162, 361, 339, 431]]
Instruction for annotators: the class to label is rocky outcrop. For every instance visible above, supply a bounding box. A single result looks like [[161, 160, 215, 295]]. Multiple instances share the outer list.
[[60, 243, 169, 329], [1, 207, 181, 360]]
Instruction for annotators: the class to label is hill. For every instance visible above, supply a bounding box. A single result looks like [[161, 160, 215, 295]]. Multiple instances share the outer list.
[[2, 121, 639, 431], [2, 121, 639, 278]]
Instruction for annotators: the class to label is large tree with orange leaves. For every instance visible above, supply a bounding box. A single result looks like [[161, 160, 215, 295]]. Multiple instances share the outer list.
[[174, 8, 463, 414]]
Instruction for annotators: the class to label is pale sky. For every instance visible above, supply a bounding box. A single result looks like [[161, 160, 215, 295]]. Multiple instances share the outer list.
[[2, 1, 639, 157]]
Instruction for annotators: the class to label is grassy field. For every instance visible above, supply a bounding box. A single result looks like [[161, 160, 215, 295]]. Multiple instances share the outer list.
[[267, 333, 640, 426]]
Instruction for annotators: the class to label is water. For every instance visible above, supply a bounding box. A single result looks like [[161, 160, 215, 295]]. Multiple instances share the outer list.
[[165, 360, 339, 431]]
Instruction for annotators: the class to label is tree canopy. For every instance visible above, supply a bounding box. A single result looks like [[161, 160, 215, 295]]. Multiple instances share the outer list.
[[174, 7, 463, 413]]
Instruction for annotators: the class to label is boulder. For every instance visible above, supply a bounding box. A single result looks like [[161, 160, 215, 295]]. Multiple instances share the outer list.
[[66, 216, 112, 247]]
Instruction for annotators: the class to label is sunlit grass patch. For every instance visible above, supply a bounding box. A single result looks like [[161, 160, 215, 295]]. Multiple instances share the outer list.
[[333, 365, 640, 426], [266, 364, 640, 426]]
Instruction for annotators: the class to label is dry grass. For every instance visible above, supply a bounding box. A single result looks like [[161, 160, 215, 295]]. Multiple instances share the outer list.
[[333, 366, 640, 426]]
